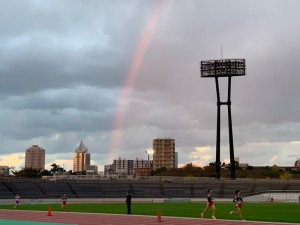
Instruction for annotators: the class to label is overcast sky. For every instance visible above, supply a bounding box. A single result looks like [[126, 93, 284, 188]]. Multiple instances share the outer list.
[[1, 0, 300, 171]]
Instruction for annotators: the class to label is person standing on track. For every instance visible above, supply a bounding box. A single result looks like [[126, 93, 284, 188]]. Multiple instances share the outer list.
[[61, 193, 67, 212], [230, 190, 245, 221], [126, 191, 132, 214], [201, 189, 216, 219], [14, 193, 21, 208]]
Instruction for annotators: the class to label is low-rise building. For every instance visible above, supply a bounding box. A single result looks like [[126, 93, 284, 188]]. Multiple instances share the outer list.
[[105, 158, 152, 175], [104, 164, 115, 175], [86, 165, 98, 175], [134, 167, 150, 176], [0, 166, 9, 176]]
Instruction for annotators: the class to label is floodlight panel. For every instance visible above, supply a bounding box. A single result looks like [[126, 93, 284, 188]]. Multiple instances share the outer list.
[[201, 59, 246, 77]]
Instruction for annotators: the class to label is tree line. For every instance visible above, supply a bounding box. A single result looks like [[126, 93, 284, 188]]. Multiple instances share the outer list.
[[7, 163, 85, 177], [151, 162, 300, 179], [4, 162, 300, 179]]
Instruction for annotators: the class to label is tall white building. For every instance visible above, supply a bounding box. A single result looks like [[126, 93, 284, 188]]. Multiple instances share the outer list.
[[73, 140, 90, 173], [153, 138, 177, 170], [25, 145, 45, 170]]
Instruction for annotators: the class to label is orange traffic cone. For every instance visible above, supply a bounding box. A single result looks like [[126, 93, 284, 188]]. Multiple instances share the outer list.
[[47, 205, 52, 216], [157, 208, 163, 222]]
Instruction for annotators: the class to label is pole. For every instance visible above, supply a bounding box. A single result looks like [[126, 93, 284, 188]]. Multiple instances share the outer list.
[[148, 153, 150, 177], [215, 77, 221, 179], [227, 76, 236, 179]]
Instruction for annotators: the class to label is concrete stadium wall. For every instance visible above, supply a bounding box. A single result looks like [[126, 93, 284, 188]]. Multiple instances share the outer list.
[[0, 178, 299, 200]]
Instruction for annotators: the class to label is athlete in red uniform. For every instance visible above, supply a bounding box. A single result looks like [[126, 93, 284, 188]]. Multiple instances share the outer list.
[[61, 193, 67, 212], [230, 190, 245, 221], [201, 189, 216, 219]]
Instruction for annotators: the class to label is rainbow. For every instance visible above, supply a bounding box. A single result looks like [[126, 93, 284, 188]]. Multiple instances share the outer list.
[[108, 1, 169, 162]]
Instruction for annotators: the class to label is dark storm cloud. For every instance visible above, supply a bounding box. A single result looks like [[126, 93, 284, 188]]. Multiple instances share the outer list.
[[0, 36, 128, 96], [0, 1, 158, 97], [2, 86, 117, 111], [0, 107, 112, 140]]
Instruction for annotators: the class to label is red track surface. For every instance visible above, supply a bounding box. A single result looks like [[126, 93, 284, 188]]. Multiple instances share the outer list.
[[0, 210, 294, 225]]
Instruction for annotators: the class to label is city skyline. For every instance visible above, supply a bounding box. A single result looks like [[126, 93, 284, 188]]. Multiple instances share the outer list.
[[0, 139, 297, 172], [1, 1, 300, 172]]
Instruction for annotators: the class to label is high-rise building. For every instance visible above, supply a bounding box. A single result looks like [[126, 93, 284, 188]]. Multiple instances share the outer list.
[[175, 152, 178, 168], [25, 145, 45, 170], [153, 138, 176, 170], [73, 140, 90, 173]]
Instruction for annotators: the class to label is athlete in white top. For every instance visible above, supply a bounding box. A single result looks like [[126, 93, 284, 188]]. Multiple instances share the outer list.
[[14, 194, 21, 208]]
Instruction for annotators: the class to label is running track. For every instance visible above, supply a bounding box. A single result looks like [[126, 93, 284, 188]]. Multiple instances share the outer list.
[[0, 210, 295, 225]]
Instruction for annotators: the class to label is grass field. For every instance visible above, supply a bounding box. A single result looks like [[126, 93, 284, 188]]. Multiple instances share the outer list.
[[0, 202, 299, 224]]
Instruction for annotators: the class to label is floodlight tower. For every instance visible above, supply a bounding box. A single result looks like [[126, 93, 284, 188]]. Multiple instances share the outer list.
[[200, 59, 246, 179]]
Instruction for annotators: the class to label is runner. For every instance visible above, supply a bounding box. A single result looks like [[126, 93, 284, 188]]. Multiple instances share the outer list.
[[230, 190, 245, 221], [201, 189, 216, 219], [61, 193, 67, 212], [14, 193, 21, 208]]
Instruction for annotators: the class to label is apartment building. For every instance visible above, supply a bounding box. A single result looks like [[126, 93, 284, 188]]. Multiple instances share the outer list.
[[106, 158, 152, 175], [25, 145, 45, 170], [153, 138, 177, 170]]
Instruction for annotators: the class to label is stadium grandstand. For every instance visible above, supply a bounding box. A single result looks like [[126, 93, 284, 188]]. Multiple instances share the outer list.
[[0, 177, 299, 202]]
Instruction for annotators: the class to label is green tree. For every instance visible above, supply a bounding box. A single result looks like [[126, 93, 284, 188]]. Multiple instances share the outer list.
[[151, 167, 168, 175], [280, 171, 292, 180], [203, 162, 216, 177], [49, 163, 65, 174], [40, 169, 51, 176], [12, 167, 44, 177]]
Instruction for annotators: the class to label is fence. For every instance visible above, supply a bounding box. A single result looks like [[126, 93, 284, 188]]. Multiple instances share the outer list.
[[262, 193, 300, 202]]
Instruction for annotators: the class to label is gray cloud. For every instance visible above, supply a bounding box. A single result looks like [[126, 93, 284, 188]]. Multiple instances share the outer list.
[[0, 0, 300, 168]]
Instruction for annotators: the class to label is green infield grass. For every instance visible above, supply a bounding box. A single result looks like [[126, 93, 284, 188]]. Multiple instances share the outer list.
[[0, 202, 299, 224]]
